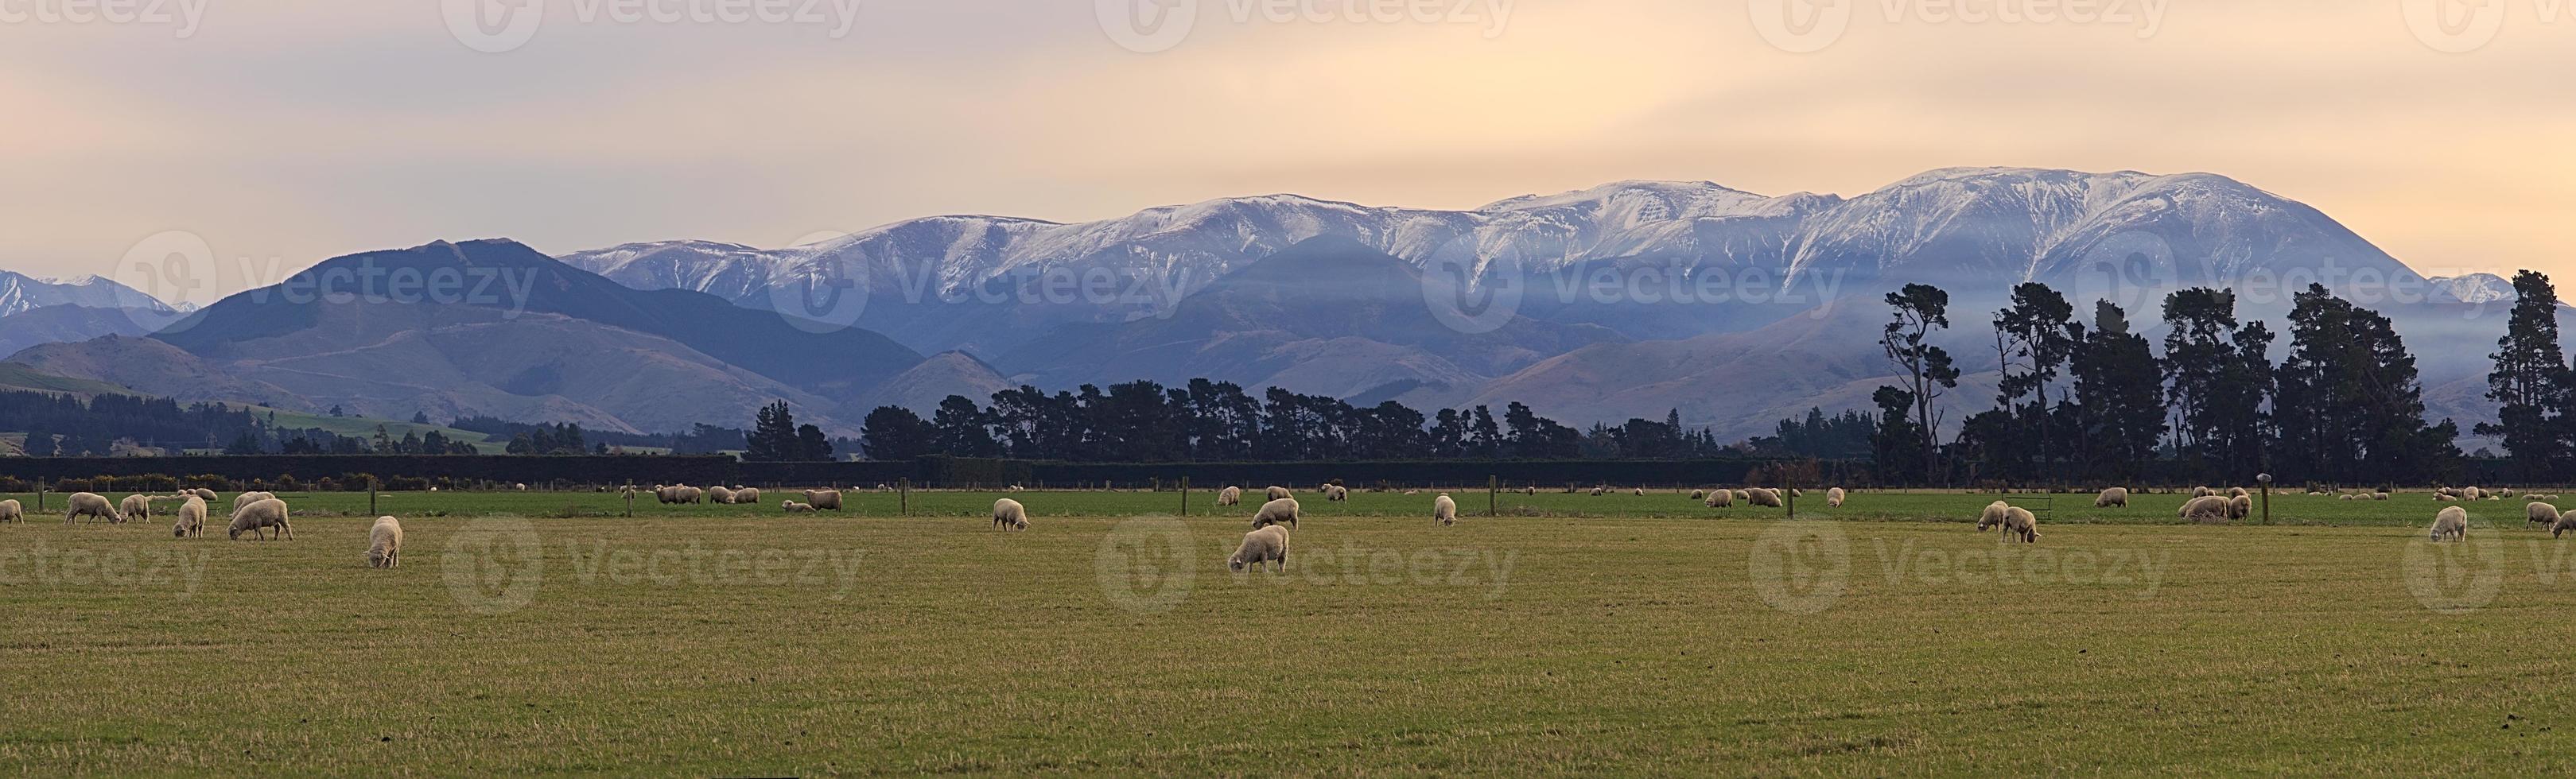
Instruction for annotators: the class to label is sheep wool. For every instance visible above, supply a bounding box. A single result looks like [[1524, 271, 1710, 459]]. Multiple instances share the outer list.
[[1218, 486, 1242, 506], [1705, 489, 1733, 508], [119, 494, 153, 524], [2226, 486, 2250, 499], [1977, 501, 2011, 531], [1689, 490, 1706, 501], [993, 498, 1028, 531], [227, 498, 293, 541], [1433, 494, 1457, 526], [1251, 498, 1300, 530], [0, 498, 20, 523], [2000, 506, 2040, 544], [63, 492, 116, 524], [804, 489, 843, 510], [2530, 502, 2562, 530], [1229, 525, 1291, 572], [191, 488, 219, 502], [172, 496, 208, 538], [1744, 488, 1783, 508], [708, 486, 735, 505], [1826, 487, 1847, 508], [1265, 486, 1292, 501], [733, 487, 760, 504], [2430, 506, 2469, 541], [2179, 495, 2231, 523], [782, 501, 816, 513], [2095, 487, 2129, 508], [367, 517, 404, 568], [2227, 495, 2253, 521]]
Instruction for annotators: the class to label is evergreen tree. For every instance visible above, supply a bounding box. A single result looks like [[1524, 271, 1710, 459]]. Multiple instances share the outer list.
[[2067, 300, 2165, 480], [2480, 270, 2570, 480], [744, 401, 799, 461], [858, 406, 933, 460], [2161, 289, 2272, 477], [1879, 284, 1960, 481]]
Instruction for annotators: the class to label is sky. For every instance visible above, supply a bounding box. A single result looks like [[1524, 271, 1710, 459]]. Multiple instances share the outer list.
[[4, 0, 2572, 304]]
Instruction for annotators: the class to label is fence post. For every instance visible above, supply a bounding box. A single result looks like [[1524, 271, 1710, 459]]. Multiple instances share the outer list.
[[36, 488, 45, 513], [368, 479, 378, 516], [1179, 476, 1189, 517], [625, 490, 634, 518], [1488, 475, 1498, 517], [899, 478, 910, 516]]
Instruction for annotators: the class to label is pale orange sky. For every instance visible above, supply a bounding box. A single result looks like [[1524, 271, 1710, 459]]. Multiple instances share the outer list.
[[2, 0, 2570, 301]]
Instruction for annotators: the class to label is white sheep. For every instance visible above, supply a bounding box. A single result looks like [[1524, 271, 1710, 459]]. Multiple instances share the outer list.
[[1216, 486, 1242, 506], [1325, 485, 1349, 502], [1999, 506, 2040, 543], [367, 517, 403, 568], [2179, 495, 2230, 523], [1704, 489, 1733, 508], [1588, 486, 1606, 497], [1689, 489, 1706, 501], [1522, 486, 1537, 495], [2463, 486, 2486, 501], [2372, 492, 2390, 501], [803, 489, 842, 510], [1826, 486, 1847, 508], [1631, 486, 1645, 497], [2430, 506, 2468, 541], [709, 486, 735, 505], [782, 501, 816, 513], [2191, 486, 2216, 498], [119, 494, 153, 524], [993, 498, 1028, 531], [2226, 486, 2250, 499], [1977, 500, 2011, 531], [679, 486, 704, 505], [235, 491, 274, 507], [1265, 486, 1292, 501], [1733, 490, 1751, 502], [1744, 487, 1783, 508], [1251, 498, 1300, 530], [2529, 501, 2561, 529], [63, 492, 116, 524], [1229, 525, 1290, 572], [1434, 494, 1457, 526], [172, 496, 207, 538], [2228, 495, 2252, 521], [2095, 487, 2128, 508], [190, 488, 218, 502], [514, 483, 529, 491], [733, 486, 760, 504], [0, 498, 19, 523], [227, 498, 292, 541]]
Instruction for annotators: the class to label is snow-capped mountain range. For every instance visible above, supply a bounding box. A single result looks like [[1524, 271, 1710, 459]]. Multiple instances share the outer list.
[[0, 271, 174, 318]]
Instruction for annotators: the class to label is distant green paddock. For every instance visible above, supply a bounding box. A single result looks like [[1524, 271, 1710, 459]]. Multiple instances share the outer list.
[[4, 486, 2541, 529]]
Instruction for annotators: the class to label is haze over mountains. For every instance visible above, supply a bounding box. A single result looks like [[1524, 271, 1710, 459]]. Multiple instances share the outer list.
[[2, 168, 2547, 444]]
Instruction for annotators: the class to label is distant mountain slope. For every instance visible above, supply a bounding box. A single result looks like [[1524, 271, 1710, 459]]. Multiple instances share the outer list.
[[0, 271, 172, 317], [997, 237, 1618, 408], [850, 351, 1016, 417], [0, 362, 141, 397], [7, 335, 316, 411], [0, 304, 177, 357]]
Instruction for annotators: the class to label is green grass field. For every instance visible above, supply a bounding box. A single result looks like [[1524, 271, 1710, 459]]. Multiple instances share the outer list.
[[2, 487, 2569, 773]]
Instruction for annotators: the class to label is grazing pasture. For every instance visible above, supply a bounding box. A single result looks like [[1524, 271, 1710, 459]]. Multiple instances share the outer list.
[[1, 489, 2571, 773]]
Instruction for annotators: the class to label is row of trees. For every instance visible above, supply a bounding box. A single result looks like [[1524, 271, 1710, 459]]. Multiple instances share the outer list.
[[1871, 280, 2464, 485], [851, 379, 1623, 463]]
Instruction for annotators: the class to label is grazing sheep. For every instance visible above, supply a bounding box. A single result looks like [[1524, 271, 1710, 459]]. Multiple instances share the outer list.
[[1734, 490, 1751, 502], [2372, 492, 2391, 501], [1690, 490, 1706, 501], [172, 496, 207, 538], [63, 492, 116, 524], [514, 483, 529, 491], [1265, 486, 1292, 501], [2464, 486, 2487, 501], [733, 487, 760, 504], [1008, 484, 1025, 493], [2226, 486, 2250, 499], [1251, 498, 1300, 530], [190, 488, 218, 502], [1744, 487, 1783, 508], [2095, 487, 2129, 508], [993, 498, 1028, 531], [1589, 486, 1606, 497], [1705, 489, 1733, 508], [1826, 486, 1847, 508], [2191, 486, 2216, 498], [1632, 486, 1646, 497], [1229, 525, 1290, 573], [803, 489, 842, 510], [1522, 486, 1537, 496], [1999, 506, 2040, 543], [1789, 488, 1805, 498], [116, 494, 154, 524], [2430, 506, 2469, 541], [1218, 486, 1242, 506], [1326, 485, 1349, 502], [1976, 501, 2011, 531], [679, 486, 705, 505], [2178, 495, 2230, 523], [0, 498, 18, 523], [235, 491, 274, 507], [1434, 494, 1457, 526], [2530, 502, 2562, 529], [782, 501, 816, 513], [227, 498, 292, 541], [709, 486, 735, 505], [2228, 495, 2253, 521], [367, 517, 403, 568]]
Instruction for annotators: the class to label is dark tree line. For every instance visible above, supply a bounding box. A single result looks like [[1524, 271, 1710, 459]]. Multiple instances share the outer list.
[[2481, 271, 2576, 481], [853, 378, 1620, 463], [1874, 280, 2464, 486]]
